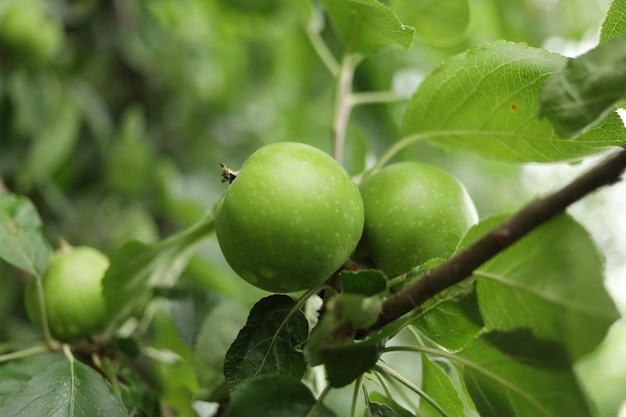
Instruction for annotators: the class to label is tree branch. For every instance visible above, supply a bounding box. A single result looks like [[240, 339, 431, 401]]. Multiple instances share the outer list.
[[367, 147, 626, 333]]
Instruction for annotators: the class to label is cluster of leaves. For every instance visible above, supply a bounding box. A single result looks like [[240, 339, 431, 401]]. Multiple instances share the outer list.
[[2, 0, 626, 416]]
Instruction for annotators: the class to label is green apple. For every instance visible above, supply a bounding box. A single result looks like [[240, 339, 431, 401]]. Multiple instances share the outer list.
[[26, 246, 110, 341], [359, 162, 478, 277], [215, 142, 364, 293]]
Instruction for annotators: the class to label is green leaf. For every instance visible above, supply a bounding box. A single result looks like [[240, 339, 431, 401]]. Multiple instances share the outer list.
[[223, 295, 309, 391], [475, 214, 619, 362], [539, 36, 626, 138], [193, 298, 250, 401], [401, 41, 626, 162], [576, 319, 626, 417], [368, 392, 414, 417], [317, 337, 386, 388], [223, 374, 336, 417], [412, 278, 483, 351], [600, 0, 626, 42], [459, 329, 592, 417], [0, 353, 63, 402], [419, 355, 468, 417], [0, 359, 128, 417], [320, 0, 415, 55], [366, 402, 397, 417], [102, 213, 214, 325], [392, 0, 470, 46], [340, 269, 387, 296], [0, 193, 50, 276]]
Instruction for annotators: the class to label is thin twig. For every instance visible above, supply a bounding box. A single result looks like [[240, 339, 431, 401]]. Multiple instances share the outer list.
[[367, 147, 626, 332]]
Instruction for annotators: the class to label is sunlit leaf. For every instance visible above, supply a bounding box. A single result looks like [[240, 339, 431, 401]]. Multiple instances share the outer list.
[[102, 214, 214, 325], [419, 355, 467, 417], [0, 193, 50, 276], [539, 35, 626, 138], [412, 279, 483, 351], [460, 329, 591, 417], [320, 0, 415, 55], [475, 214, 619, 362], [402, 41, 626, 162], [600, 0, 626, 42], [392, 0, 470, 46], [223, 374, 336, 417], [223, 295, 308, 391], [0, 359, 128, 417]]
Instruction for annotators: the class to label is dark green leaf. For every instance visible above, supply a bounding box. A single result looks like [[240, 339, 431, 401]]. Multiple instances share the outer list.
[[600, 0, 626, 42], [460, 329, 592, 417], [366, 402, 397, 417], [101, 214, 214, 325], [223, 374, 336, 417], [224, 295, 309, 391], [539, 35, 626, 138], [318, 337, 386, 388], [475, 214, 619, 362], [419, 355, 467, 417], [0, 193, 50, 276], [320, 0, 415, 55], [392, 0, 469, 46], [340, 269, 387, 296], [0, 359, 128, 417], [413, 278, 483, 351], [402, 41, 626, 162], [368, 392, 414, 417], [0, 353, 63, 402], [194, 298, 249, 401], [576, 319, 626, 417]]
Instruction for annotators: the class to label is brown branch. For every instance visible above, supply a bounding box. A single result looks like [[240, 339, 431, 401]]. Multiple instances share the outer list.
[[367, 147, 626, 333]]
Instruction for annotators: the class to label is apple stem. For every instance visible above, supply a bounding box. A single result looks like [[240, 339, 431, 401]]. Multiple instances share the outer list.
[[220, 163, 239, 184]]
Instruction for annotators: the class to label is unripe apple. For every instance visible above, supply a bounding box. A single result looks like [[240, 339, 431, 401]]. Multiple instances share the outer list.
[[359, 162, 478, 277], [26, 246, 110, 341], [215, 142, 364, 293]]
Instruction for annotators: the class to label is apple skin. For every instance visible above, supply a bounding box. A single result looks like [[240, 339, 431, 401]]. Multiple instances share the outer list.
[[358, 162, 478, 278], [215, 142, 364, 293], [26, 246, 110, 341]]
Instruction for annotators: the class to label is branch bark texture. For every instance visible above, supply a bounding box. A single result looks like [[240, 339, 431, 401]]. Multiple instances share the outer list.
[[368, 147, 626, 332]]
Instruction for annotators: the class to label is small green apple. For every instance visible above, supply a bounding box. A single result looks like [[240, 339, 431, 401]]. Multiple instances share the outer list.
[[359, 162, 478, 277], [215, 142, 364, 293], [26, 246, 110, 341]]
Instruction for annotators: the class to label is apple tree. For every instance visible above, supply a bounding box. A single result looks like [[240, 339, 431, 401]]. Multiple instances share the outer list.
[[1, 0, 626, 416]]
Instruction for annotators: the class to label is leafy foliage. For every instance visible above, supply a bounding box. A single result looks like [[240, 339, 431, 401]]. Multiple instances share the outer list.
[[224, 295, 309, 391], [223, 374, 336, 417], [460, 329, 592, 417], [539, 35, 626, 138], [0, 357, 128, 416], [0, 194, 50, 276], [402, 41, 626, 162], [0, 0, 624, 416]]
